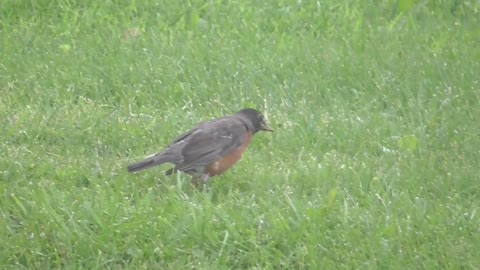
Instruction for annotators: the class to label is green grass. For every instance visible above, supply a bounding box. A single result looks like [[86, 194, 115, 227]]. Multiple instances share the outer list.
[[1, 0, 480, 268]]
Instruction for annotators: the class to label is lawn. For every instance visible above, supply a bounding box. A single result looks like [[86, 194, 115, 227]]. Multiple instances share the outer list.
[[1, 0, 479, 269]]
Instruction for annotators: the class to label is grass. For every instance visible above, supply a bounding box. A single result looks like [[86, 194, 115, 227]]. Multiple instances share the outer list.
[[1, 0, 480, 268]]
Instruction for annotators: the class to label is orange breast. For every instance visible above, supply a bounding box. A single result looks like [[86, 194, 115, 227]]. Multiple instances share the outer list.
[[207, 132, 252, 176]]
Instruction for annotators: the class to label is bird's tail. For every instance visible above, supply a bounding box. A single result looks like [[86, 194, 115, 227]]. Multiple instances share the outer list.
[[127, 154, 170, 173]]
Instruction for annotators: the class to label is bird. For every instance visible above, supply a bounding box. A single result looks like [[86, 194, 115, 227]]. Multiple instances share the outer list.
[[127, 108, 273, 187]]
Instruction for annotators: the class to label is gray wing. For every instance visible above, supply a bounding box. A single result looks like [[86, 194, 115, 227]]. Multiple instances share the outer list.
[[175, 117, 248, 172]]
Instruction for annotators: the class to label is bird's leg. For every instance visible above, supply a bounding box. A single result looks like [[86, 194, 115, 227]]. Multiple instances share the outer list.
[[191, 174, 210, 190], [200, 174, 210, 191], [202, 174, 210, 183]]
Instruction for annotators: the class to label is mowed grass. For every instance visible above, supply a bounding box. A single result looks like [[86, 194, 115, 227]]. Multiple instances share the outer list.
[[1, 0, 480, 268]]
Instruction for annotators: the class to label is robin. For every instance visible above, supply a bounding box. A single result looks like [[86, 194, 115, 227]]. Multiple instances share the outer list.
[[128, 108, 273, 187]]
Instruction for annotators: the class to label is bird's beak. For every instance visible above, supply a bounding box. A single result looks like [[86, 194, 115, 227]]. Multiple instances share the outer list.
[[261, 123, 274, 132]]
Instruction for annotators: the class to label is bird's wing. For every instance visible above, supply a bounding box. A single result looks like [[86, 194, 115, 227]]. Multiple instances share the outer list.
[[174, 117, 249, 172]]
